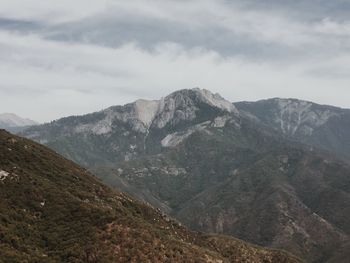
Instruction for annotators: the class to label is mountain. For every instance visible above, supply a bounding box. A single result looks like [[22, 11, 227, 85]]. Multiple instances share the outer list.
[[0, 113, 38, 133], [22, 88, 239, 168], [235, 98, 350, 161], [21, 89, 350, 262], [96, 125, 350, 263], [0, 129, 302, 263]]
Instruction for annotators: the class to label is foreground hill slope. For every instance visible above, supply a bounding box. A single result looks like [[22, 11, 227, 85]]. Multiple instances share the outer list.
[[0, 130, 301, 263]]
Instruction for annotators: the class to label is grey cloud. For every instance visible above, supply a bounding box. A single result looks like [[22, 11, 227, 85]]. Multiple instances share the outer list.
[[39, 1, 350, 61], [1, 0, 349, 61], [0, 18, 42, 32], [0, 0, 350, 122], [238, 0, 350, 20], [0, 86, 47, 96]]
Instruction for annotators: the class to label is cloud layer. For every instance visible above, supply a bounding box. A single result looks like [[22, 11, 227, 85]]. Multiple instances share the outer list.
[[0, 0, 350, 122]]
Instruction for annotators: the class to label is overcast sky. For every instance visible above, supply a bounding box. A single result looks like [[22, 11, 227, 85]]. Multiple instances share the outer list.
[[1, 0, 350, 122]]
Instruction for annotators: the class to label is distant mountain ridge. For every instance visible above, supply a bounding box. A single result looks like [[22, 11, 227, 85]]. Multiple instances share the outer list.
[[235, 98, 350, 161], [20, 89, 350, 262], [0, 113, 38, 133], [0, 113, 37, 127]]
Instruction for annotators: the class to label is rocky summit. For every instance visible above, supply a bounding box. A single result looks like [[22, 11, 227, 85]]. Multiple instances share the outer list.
[[21, 89, 240, 167]]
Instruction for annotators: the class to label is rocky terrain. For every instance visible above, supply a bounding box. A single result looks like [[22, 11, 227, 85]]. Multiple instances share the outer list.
[[22, 88, 240, 167], [20, 89, 350, 262]]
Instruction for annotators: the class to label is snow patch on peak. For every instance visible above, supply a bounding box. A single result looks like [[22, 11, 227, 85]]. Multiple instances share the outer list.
[[133, 99, 160, 127], [193, 88, 238, 114]]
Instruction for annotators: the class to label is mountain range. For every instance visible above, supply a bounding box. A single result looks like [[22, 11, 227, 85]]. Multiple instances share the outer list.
[[0, 129, 301, 263], [20, 88, 350, 262]]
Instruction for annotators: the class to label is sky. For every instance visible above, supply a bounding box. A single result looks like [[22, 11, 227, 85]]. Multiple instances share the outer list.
[[0, 0, 350, 122]]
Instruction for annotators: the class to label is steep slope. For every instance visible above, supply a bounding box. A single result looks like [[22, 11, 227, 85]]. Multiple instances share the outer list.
[[97, 121, 350, 263], [0, 130, 301, 263], [175, 146, 350, 262], [235, 98, 350, 161]]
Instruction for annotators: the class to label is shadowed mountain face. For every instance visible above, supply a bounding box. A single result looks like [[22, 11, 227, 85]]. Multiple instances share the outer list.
[[96, 127, 350, 263], [235, 98, 350, 161], [21, 89, 350, 262], [0, 130, 302, 263]]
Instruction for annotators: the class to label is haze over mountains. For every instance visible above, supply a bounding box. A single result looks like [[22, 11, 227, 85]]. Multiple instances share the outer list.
[[0, 113, 38, 133], [19, 88, 350, 263]]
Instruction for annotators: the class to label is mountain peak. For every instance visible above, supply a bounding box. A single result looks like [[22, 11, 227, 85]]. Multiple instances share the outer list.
[[236, 97, 342, 137], [148, 88, 238, 129], [0, 113, 38, 128], [116, 88, 238, 130], [191, 88, 237, 113], [166, 88, 237, 114]]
